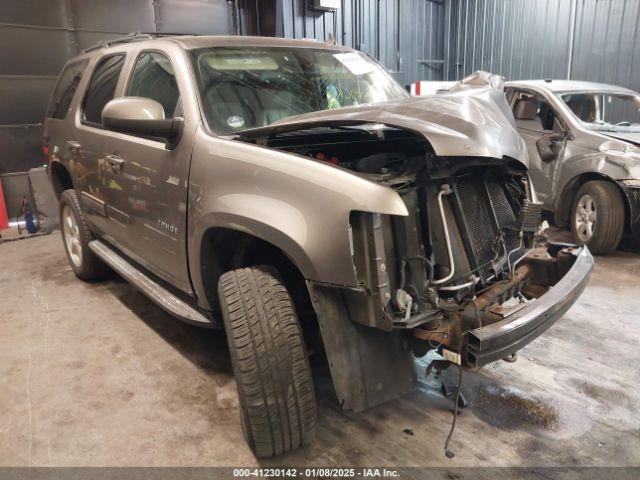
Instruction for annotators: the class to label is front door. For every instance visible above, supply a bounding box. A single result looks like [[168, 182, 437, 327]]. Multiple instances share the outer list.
[[77, 50, 192, 293], [511, 91, 566, 209]]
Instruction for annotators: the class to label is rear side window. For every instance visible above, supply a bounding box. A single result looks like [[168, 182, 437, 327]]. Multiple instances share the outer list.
[[127, 51, 180, 117], [46, 59, 89, 119], [82, 54, 126, 125]]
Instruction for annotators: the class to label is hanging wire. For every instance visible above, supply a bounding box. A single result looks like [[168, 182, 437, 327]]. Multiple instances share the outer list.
[[444, 359, 463, 459]]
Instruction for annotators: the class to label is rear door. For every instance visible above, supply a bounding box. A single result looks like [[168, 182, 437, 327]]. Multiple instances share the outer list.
[[69, 54, 127, 237], [76, 48, 193, 293], [43, 58, 90, 193]]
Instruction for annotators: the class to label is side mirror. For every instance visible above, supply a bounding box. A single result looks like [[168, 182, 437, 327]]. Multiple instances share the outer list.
[[536, 134, 565, 162], [102, 97, 183, 149]]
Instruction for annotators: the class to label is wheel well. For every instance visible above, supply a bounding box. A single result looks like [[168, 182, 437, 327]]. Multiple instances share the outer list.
[[200, 227, 319, 344], [50, 162, 73, 199], [556, 173, 630, 231]]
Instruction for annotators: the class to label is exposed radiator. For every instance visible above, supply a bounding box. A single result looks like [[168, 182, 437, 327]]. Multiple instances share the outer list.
[[517, 199, 544, 232], [454, 173, 524, 283], [456, 175, 496, 281]]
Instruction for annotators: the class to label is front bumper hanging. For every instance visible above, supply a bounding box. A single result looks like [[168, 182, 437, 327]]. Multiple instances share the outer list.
[[465, 244, 594, 367]]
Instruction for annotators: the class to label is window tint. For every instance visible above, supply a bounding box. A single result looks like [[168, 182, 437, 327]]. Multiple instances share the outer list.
[[46, 59, 89, 119], [127, 52, 179, 117], [82, 54, 126, 124]]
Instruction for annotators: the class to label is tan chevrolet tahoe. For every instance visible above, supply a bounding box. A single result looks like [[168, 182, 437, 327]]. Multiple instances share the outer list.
[[45, 33, 593, 457]]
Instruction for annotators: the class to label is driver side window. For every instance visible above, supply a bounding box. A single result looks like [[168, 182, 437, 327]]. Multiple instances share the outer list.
[[512, 91, 557, 132], [127, 51, 180, 118]]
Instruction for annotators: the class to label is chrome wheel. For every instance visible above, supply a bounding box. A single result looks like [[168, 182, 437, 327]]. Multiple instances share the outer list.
[[62, 205, 82, 267], [574, 194, 597, 243]]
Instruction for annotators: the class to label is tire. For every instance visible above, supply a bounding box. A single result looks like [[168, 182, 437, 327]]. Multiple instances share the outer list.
[[59, 189, 109, 280], [218, 266, 317, 458], [570, 181, 624, 255]]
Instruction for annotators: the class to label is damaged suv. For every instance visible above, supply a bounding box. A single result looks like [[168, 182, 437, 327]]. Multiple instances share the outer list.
[[507, 80, 640, 254], [45, 34, 593, 457]]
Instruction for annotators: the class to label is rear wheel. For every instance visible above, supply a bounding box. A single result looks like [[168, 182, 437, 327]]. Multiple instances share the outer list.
[[218, 266, 317, 458], [59, 189, 109, 280], [571, 181, 624, 255]]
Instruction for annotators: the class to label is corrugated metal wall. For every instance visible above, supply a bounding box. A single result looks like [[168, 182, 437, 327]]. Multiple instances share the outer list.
[[3, 0, 640, 174], [0, 0, 255, 174], [570, 0, 640, 93], [279, 0, 446, 86], [450, 0, 574, 81], [449, 0, 640, 95], [280, 0, 640, 93]]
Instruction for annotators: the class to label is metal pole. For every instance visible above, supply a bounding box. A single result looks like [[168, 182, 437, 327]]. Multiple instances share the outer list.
[[376, 0, 380, 59], [444, 0, 451, 80], [341, 0, 346, 44], [566, 0, 578, 80], [396, 0, 401, 72], [256, 0, 261, 35]]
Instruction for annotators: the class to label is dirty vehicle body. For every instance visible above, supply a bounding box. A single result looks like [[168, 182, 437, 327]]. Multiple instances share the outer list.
[[45, 35, 593, 457], [506, 80, 640, 254]]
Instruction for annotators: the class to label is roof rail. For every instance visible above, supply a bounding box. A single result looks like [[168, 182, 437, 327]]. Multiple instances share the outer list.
[[81, 31, 198, 54]]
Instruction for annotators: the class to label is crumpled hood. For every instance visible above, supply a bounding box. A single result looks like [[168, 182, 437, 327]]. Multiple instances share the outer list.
[[237, 81, 529, 167]]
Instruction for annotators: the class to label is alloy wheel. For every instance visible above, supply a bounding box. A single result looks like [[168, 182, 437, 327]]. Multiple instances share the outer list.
[[62, 205, 82, 267], [574, 194, 597, 242]]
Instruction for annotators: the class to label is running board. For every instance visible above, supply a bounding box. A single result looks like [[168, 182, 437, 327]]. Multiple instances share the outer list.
[[89, 240, 217, 328]]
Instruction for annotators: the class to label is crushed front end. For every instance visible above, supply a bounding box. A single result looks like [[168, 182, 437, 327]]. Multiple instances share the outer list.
[[347, 155, 594, 371], [237, 87, 594, 411]]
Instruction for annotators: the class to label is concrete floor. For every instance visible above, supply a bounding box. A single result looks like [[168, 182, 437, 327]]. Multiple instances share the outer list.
[[1, 231, 640, 467]]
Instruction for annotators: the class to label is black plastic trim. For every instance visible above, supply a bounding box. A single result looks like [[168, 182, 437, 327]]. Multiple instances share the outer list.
[[466, 245, 594, 367]]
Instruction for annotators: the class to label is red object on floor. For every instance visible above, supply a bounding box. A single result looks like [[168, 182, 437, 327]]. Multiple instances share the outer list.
[[0, 180, 8, 230]]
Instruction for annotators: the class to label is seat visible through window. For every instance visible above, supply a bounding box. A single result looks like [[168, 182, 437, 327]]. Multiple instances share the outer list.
[[127, 52, 180, 118]]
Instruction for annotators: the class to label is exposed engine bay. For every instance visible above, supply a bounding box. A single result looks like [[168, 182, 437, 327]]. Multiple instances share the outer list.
[[241, 123, 584, 368]]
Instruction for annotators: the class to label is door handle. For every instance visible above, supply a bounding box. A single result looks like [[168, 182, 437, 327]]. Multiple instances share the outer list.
[[105, 154, 125, 173], [67, 140, 81, 152]]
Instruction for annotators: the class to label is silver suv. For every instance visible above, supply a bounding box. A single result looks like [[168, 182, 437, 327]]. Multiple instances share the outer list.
[[506, 80, 640, 254], [45, 34, 593, 457]]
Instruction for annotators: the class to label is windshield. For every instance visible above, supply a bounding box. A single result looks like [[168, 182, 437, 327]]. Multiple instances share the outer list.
[[190, 46, 408, 134], [559, 91, 640, 133]]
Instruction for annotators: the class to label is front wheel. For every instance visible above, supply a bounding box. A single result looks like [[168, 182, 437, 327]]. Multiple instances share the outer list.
[[218, 266, 317, 458], [571, 181, 624, 255]]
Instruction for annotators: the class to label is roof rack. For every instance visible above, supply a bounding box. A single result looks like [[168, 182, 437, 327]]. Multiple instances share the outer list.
[[81, 32, 198, 53]]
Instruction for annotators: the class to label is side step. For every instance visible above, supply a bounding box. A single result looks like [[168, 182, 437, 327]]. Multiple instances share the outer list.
[[89, 240, 217, 328]]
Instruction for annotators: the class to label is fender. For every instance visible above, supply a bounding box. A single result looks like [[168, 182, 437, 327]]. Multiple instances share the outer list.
[[187, 126, 409, 309], [554, 144, 639, 225], [189, 211, 317, 310]]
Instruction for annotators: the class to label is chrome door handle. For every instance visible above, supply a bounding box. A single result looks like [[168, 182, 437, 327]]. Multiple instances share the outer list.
[[67, 140, 81, 152], [105, 154, 125, 173]]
